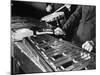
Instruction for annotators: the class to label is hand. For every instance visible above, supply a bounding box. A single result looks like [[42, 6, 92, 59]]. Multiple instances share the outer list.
[[54, 27, 65, 35], [82, 40, 94, 52], [80, 52, 91, 60], [46, 5, 52, 12], [12, 28, 33, 41], [80, 40, 94, 60]]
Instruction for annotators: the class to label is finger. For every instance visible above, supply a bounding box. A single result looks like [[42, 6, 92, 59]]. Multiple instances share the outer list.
[[82, 53, 88, 59], [84, 46, 88, 50], [88, 46, 93, 52], [84, 54, 91, 60], [85, 53, 91, 60], [85, 45, 89, 51], [86, 43, 93, 52], [84, 43, 90, 51], [87, 46, 91, 52], [82, 43, 85, 49], [83, 53, 88, 58], [81, 52, 86, 58], [82, 42, 88, 49], [81, 52, 86, 57], [54, 30, 58, 34]]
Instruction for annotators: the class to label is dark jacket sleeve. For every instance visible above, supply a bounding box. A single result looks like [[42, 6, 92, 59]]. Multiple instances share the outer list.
[[62, 6, 82, 32], [76, 6, 96, 43]]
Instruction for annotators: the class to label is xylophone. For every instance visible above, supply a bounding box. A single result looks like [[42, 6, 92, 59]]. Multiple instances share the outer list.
[[15, 34, 96, 72]]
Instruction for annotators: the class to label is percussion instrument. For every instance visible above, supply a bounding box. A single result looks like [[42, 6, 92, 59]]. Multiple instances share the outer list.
[[15, 34, 95, 72], [41, 11, 66, 28]]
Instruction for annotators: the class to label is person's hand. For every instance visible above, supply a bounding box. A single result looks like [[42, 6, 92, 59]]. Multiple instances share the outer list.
[[82, 40, 94, 52], [12, 28, 33, 41], [80, 40, 94, 61], [80, 52, 91, 60], [54, 27, 65, 35], [46, 5, 52, 12]]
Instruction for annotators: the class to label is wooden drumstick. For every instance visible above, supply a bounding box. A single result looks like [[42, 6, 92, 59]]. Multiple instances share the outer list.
[[36, 31, 53, 35]]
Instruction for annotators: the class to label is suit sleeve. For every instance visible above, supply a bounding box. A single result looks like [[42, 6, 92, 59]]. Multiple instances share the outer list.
[[62, 6, 82, 32]]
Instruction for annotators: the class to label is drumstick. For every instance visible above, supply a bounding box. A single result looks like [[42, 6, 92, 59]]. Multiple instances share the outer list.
[[54, 4, 71, 13], [54, 5, 66, 12], [36, 31, 53, 35]]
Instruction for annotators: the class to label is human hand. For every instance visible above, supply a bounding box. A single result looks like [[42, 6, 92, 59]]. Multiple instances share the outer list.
[[80, 40, 94, 61], [12, 28, 33, 41], [54, 27, 65, 35], [46, 5, 52, 12], [80, 52, 91, 60], [82, 40, 94, 52]]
